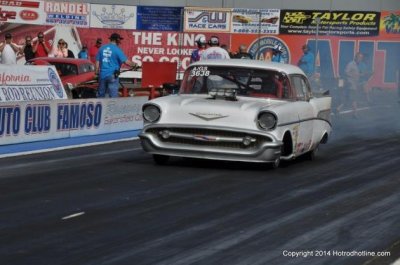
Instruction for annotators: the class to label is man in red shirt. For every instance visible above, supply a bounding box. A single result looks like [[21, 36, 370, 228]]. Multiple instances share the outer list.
[[89, 38, 102, 63], [32, 32, 50, 58]]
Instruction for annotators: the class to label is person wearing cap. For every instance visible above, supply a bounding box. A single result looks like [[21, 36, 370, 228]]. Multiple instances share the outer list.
[[297, 44, 314, 77], [89, 38, 102, 63], [0, 33, 21, 64], [271, 45, 284, 63], [95, 33, 137, 98], [201, 36, 230, 60], [33, 32, 50, 58], [78, 44, 89, 59], [233, 44, 253, 59], [190, 36, 206, 64]]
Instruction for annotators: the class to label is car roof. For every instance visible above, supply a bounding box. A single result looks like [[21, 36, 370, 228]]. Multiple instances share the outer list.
[[29, 57, 93, 65], [190, 59, 306, 76]]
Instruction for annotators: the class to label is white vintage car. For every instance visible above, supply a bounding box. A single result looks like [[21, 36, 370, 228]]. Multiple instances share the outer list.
[[139, 60, 332, 168]]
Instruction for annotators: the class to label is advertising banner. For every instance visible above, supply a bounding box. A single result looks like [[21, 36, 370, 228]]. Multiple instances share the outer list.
[[77, 28, 230, 72], [0, 97, 146, 145], [137, 6, 183, 31], [0, 0, 45, 25], [232, 8, 280, 34], [380, 11, 400, 37], [184, 7, 231, 32], [231, 33, 399, 90], [0, 65, 67, 102], [43, 1, 90, 27], [90, 4, 137, 30], [280, 10, 380, 37]]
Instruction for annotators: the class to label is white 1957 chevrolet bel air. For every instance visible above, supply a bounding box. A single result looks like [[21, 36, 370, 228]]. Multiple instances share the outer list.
[[139, 59, 332, 168]]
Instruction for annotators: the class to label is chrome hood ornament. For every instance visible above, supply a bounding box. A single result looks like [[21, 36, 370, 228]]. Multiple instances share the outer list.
[[189, 112, 229, 121]]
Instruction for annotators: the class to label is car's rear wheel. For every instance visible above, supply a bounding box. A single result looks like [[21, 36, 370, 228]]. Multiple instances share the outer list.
[[77, 87, 97, 98], [305, 146, 318, 161], [153, 154, 170, 165]]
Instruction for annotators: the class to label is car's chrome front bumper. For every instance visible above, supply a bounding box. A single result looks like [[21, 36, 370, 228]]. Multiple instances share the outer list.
[[139, 124, 282, 163]]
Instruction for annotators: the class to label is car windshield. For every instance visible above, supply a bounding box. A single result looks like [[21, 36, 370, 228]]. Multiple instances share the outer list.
[[180, 65, 286, 99]]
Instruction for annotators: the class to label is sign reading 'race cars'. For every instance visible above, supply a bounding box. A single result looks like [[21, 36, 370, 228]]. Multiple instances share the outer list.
[[184, 7, 231, 32]]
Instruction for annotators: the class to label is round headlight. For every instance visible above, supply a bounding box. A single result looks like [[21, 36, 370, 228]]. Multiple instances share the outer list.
[[258, 112, 277, 130], [143, 104, 161, 123]]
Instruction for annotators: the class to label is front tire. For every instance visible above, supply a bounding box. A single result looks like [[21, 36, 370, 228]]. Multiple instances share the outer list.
[[153, 154, 170, 165], [269, 157, 280, 169]]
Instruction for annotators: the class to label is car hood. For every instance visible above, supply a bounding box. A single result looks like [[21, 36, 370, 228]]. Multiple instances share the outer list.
[[150, 95, 289, 130]]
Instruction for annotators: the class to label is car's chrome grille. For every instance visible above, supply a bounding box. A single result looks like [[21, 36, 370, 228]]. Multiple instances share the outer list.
[[146, 127, 272, 150]]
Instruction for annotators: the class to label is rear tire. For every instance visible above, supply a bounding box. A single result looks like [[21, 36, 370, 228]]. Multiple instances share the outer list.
[[305, 146, 318, 161], [79, 87, 97, 98], [153, 154, 170, 165]]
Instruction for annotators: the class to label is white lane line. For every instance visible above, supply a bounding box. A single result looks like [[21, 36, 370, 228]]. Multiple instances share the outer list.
[[392, 258, 400, 265], [0, 137, 140, 159], [334, 104, 394, 115], [0, 147, 143, 173], [61, 212, 85, 220]]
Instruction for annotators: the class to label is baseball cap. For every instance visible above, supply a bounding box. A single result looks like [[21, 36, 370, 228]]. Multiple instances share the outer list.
[[109, 33, 123, 41], [5, 33, 12, 39]]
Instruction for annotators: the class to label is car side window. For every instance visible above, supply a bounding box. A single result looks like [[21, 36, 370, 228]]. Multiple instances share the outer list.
[[291, 75, 310, 101], [80, 63, 95, 73]]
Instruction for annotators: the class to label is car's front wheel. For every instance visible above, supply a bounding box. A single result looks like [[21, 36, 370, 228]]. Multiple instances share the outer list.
[[269, 157, 280, 169], [153, 154, 170, 165]]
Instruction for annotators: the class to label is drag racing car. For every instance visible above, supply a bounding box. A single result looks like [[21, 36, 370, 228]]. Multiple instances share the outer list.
[[139, 60, 332, 168]]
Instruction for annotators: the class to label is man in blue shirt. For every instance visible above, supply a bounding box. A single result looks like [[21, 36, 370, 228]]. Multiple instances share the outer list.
[[95, 33, 137, 98], [297, 44, 314, 77], [78, 44, 88, 59]]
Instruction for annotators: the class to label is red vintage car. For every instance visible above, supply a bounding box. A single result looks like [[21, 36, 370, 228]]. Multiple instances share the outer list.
[[27, 57, 97, 98], [27, 58, 178, 99]]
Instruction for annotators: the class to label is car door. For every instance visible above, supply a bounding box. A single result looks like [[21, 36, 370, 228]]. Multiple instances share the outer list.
[[289, 74, 315, 155]]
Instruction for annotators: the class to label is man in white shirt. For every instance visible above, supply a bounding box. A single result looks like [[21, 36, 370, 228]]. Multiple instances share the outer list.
[[0, 33, 20, 64], [201, 36, 230, 60]]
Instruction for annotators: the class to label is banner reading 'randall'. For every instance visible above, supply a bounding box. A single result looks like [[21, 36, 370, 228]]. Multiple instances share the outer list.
[[280, 10, 380, 37]]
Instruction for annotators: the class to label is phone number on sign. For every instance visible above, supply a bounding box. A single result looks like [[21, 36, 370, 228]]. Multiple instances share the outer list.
[[282, 250, 391, 258]]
